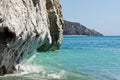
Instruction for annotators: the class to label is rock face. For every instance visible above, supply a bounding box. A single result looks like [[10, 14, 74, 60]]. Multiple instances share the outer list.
[[0, 0, 63, 75], [64, 20, 103, 36]]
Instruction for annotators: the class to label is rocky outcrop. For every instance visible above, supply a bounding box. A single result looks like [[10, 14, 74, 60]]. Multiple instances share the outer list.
[[64, 20, 103, 36], [0, 0, 63, 75]]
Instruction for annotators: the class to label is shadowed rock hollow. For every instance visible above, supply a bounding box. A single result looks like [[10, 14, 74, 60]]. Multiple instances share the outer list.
[[0, 0, 63, 75]]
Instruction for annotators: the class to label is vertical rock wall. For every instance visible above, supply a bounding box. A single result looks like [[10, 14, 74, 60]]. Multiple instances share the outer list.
[[0, 0, 63, 75], [37, 0, 63, 51]]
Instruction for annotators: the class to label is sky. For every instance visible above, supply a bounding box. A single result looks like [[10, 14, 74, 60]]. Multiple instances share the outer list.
[[60, 0, 120, 35]]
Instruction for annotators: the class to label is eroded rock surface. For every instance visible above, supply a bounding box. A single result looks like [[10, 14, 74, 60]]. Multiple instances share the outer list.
[[0, 0, 63, 75]]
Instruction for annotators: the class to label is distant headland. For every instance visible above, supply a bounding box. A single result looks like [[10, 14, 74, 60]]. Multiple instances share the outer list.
[[63, 20, 103, 36]]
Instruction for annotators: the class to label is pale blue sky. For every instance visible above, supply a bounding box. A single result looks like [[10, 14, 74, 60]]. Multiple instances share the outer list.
[[60, 0, 120, 35]]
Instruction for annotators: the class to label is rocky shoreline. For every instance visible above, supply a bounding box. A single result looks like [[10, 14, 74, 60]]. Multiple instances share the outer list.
[[0, 0, 63, 75]]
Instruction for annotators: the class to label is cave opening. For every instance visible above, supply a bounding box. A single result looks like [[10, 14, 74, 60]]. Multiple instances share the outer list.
[[0, 27, 16, 50], [0, 27, 16, 40]]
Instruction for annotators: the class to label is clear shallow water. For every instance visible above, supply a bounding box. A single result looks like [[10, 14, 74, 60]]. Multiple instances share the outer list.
[[1, 36, 120, 80]]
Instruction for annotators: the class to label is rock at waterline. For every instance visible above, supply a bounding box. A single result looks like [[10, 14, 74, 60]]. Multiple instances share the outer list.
[[0, 0, 63, 75]]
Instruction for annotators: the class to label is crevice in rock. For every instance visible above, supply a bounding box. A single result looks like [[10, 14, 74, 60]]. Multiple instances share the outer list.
[[32, 0, 40, 7], [22, 0, 27, 7], [0, 65, 7, 75], [46, 0, 53, 10], [0, 18, 4, 23]]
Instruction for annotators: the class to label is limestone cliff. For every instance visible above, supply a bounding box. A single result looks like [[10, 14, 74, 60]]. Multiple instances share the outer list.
[[64, 20, 103, 36], [0, 0, 63, 75]]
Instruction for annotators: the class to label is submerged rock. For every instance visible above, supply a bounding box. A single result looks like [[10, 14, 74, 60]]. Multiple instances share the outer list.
[[0, 0, 63, 75]]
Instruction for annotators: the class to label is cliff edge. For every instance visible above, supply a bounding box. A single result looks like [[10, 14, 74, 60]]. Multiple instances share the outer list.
[[0, 0, 63, 75], [64, 20, 103, 36]]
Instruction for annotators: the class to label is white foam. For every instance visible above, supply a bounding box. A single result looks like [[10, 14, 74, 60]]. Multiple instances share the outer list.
[[20, 65, 45, 74], [47, 70, 65, 79]]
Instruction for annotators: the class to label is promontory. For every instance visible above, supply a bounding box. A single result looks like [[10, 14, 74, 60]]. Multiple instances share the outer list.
[[64, 20, 103, 36]]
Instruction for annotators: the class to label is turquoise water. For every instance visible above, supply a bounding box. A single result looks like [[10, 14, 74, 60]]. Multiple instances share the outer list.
[[1, 36, 120, 80]]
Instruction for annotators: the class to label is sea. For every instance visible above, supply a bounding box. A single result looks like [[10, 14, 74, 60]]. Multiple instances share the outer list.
[[1, 36, 120, 80]]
